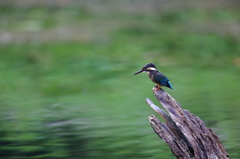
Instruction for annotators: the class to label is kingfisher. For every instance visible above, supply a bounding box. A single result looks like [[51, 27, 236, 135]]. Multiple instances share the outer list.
[[134, 63, 174, 90]]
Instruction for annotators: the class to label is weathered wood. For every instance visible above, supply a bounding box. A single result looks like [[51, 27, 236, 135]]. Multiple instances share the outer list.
[[146, 87, 229, 159]]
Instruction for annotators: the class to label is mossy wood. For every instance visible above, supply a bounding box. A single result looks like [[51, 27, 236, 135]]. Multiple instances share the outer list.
[[146, 87, 229, 159]]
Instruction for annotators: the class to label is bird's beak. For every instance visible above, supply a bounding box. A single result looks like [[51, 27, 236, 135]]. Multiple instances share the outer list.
[[134, 70, 143, 75]]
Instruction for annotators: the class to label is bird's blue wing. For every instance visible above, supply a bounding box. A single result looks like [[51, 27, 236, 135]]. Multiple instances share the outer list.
[[154, 72, 174, 89]]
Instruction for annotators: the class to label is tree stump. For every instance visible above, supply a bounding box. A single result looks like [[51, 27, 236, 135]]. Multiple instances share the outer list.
[[146, 87, 229, 159]]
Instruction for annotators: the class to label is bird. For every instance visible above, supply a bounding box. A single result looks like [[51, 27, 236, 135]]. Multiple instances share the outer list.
[[134, 63, 174, 91]]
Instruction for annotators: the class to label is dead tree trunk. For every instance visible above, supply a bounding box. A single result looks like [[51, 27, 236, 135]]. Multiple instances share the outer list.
[[146, 87, 229, 159]]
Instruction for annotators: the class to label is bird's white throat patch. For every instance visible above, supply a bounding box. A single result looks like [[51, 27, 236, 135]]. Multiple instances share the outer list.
[[147, 67, 156, 71]]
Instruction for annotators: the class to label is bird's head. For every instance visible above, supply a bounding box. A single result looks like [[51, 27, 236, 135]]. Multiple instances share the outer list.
[[134, 63, 157, 75]]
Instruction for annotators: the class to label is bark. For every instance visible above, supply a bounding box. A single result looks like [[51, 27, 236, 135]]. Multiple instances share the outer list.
[[146, 87, 229, 159]]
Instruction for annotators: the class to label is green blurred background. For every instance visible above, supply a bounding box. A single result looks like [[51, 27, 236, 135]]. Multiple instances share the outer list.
[[0, 0, 240, 158]]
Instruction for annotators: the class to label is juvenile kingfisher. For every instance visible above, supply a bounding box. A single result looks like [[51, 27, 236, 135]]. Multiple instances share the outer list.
[[134, 63, 174, 90]]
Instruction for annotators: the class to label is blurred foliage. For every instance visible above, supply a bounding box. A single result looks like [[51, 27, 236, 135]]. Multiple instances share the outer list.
[[0, 2, 240, 159]]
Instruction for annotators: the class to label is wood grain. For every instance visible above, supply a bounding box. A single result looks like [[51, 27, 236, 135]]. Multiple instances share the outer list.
[[146, 87, 229, 159]]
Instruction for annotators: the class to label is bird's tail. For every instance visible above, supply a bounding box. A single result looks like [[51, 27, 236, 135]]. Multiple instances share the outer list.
[[167, 81, 174, 90]]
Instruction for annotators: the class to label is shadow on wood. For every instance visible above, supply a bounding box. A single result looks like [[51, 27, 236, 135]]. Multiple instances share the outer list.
[[146, 87, 229, 159]]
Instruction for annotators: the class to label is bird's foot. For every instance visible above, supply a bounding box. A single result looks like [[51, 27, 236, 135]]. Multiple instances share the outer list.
[[154, 85, 162, 91]]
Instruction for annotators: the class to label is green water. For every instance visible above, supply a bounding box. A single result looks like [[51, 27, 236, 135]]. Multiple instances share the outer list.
[[0, 5, 240, 159]]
